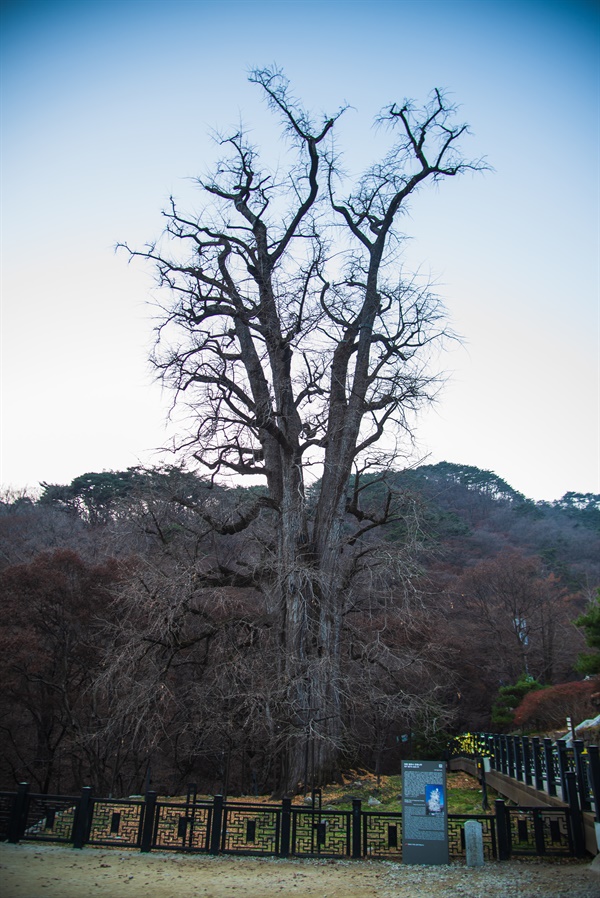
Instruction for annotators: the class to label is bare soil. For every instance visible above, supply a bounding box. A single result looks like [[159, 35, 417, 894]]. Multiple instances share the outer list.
[[1, 843, 599, 898]]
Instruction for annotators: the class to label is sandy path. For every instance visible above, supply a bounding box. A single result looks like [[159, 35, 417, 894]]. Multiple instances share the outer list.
[[0, 842, 598, 898]]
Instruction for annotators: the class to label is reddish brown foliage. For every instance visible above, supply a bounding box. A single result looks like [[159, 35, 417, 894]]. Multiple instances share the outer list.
[[513, 677, 600, 730]]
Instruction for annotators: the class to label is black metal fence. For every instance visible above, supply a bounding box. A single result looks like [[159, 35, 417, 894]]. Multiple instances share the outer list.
[[454, 734, 600, 823], [0, 781, 581, 860], [497, 804, 574, 858]]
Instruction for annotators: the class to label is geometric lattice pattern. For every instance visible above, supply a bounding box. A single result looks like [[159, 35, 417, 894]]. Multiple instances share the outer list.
[[578, 763, 594, 809], [362, 812, 497, 861], [22, 795, 77, 843], [3, 786, 579, 861], [153, 800, 211, 851], [290, 810, 351, 857], [506, 808, 572, 857], [87, 799, 144, 847], [448, 815, 496, 860], [222, 804, 280, 854], [363, 811, 403, 859]]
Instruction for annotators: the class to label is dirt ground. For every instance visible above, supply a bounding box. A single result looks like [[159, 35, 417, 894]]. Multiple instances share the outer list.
[[1, 843, 599, 898]]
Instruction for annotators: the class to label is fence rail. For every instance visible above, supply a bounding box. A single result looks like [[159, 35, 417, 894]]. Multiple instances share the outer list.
[[0, 781, 583, 860], [453, 734, 600, 822]]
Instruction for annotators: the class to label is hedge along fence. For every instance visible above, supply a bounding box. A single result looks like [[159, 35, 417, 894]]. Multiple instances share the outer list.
[[0, 782, 583, 860]]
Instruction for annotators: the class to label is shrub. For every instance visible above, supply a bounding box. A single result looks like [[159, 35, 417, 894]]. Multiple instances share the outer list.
[[491, 675, 542, 731], [513, 678, 600, 731]]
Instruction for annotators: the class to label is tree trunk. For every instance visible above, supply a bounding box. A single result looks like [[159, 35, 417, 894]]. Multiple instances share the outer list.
[[272, 461, 346, 795]]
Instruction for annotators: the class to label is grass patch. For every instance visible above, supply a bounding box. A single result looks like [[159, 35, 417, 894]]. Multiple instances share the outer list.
[[165, 770, 497, 815], [311, 769, 497, 814]]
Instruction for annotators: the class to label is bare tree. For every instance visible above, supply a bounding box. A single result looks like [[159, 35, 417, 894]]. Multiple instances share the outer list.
[[122, 67, 484, 792], [450, 551, 582, 689]]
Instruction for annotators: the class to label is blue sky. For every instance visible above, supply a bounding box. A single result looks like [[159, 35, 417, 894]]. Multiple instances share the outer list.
[[1, 0, 598, 501]]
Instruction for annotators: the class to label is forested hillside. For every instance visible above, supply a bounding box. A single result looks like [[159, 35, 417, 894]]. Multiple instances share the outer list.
[[1, 462, 598, 797], [387, 463, 600, 732]]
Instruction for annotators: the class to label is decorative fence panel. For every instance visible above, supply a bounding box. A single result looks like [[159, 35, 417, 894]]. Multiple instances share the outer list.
[[86, 798, 144, 848], [21, 794, 78, 844], [290, 809, 351, 857], [504, 807, 573, 857], [153, 799, 212, 852], [448, 814, 497, 861], [362, 810, 402, 859], [221, 802, 281, 855], [0, 779, 587, 860]]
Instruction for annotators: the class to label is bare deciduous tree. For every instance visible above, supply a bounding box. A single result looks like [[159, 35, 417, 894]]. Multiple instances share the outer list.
[[122, 67, 484, 791], [450, 551, 582, 688]]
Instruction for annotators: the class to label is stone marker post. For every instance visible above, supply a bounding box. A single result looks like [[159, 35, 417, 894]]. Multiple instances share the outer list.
[[464, 820, 484, 867]]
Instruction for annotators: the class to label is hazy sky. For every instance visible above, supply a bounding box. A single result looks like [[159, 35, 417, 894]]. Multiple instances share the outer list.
[[1, 0, 598, 502]]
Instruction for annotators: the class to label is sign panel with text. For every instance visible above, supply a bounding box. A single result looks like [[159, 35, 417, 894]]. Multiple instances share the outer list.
[[402, 760, 449, 865]]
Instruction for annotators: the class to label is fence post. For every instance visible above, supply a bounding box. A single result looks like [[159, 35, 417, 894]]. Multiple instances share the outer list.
[[475, 755, 489, 811], [210, 794, 224, 855], [557, 740, 570, 800], [72, 786, 93, 849], [140, 791, 157, 853], [352, 798, 362, 859], [514, 736, 523, 782], [565, 771, 586, 858], [494, 799, 511, 860], [573, 740, 591, 813], [507, 735, 515, 779], [7, 782, 30, 844], [543, 738, 557, 797], [280, 798, 291, 857], [587, 745, 600, 822], [500, 735, 508, 775], [185, 783, 197, 850], [532, 737, 544, 791], [522, 737, 532, 786]]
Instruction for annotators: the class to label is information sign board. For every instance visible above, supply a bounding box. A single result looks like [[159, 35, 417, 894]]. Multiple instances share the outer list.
[[401, 759, 449, 865]]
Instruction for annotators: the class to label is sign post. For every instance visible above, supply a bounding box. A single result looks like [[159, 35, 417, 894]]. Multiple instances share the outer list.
[[402, 760, 449, 865]]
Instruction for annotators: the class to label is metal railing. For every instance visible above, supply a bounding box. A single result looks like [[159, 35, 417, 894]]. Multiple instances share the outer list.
[[0, 780, 584, 860], [453, 733, 600, 820]]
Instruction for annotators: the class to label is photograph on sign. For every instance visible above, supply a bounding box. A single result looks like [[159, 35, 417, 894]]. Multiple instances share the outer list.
[[425, 784, 445, 815]]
